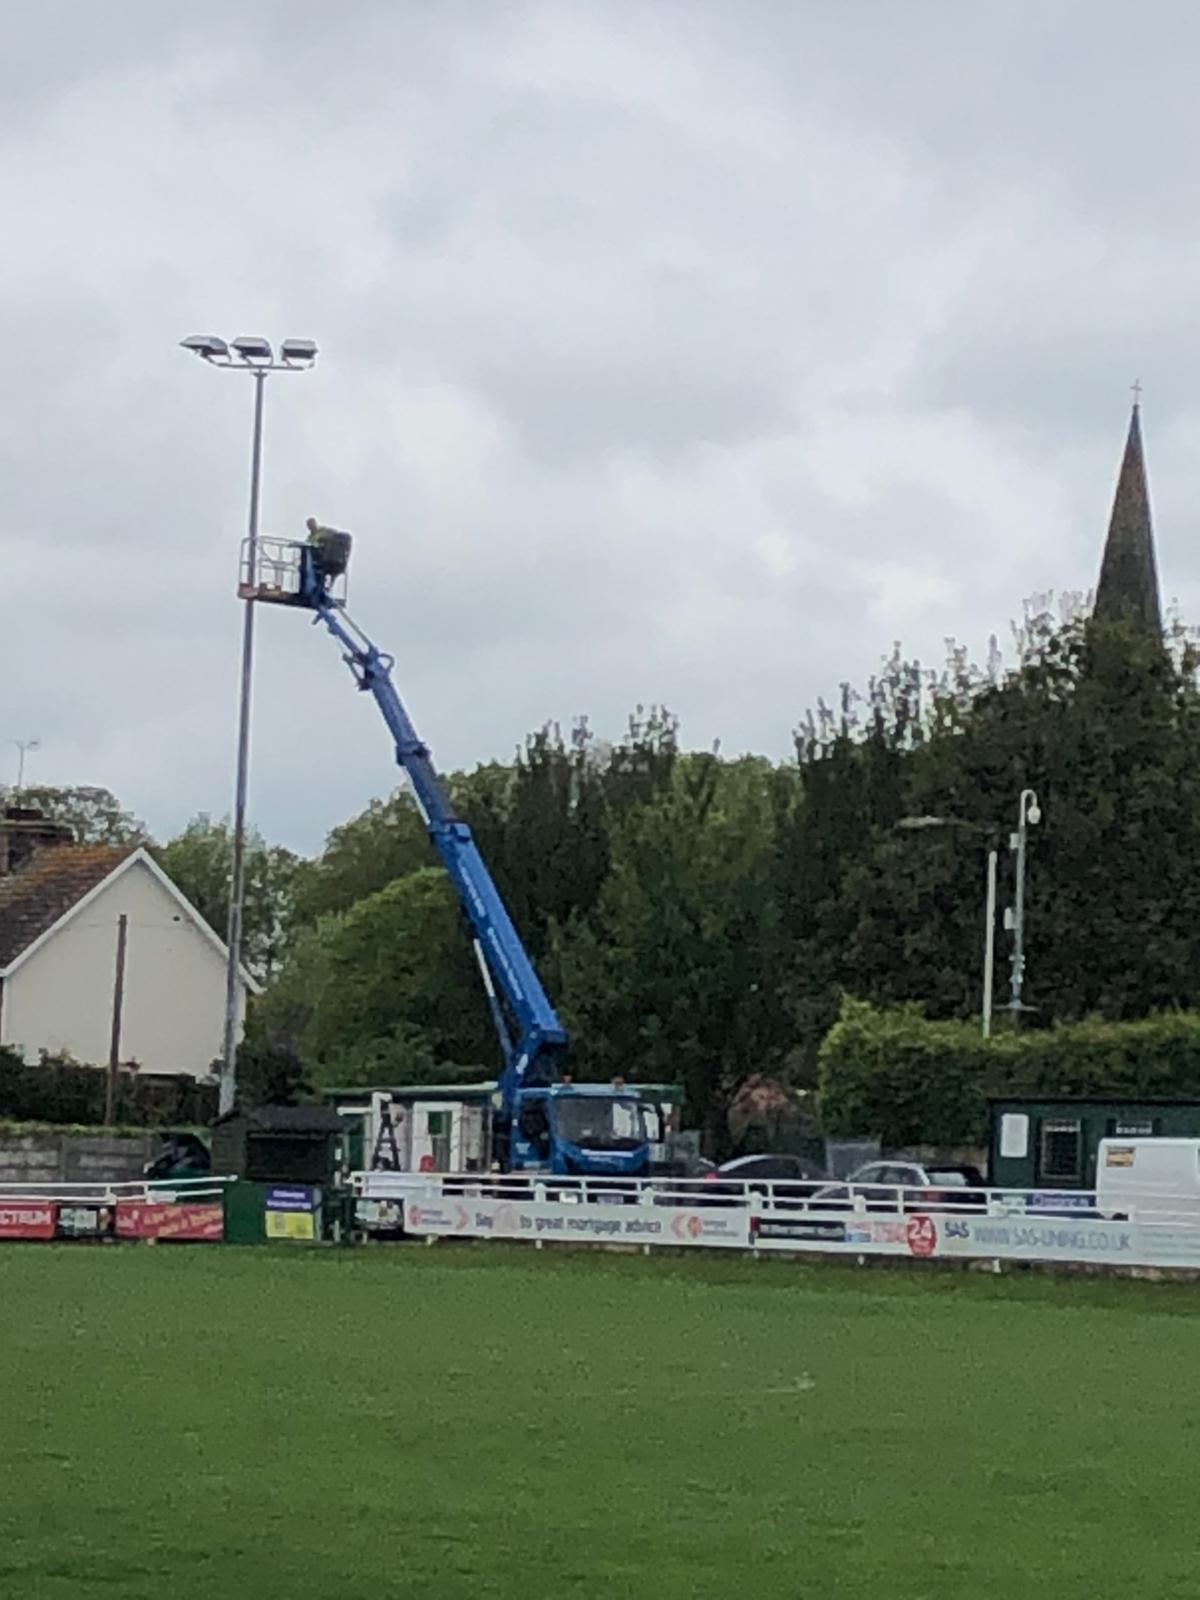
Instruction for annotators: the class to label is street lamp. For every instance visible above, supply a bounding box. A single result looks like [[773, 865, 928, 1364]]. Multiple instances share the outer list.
[[9, 738, 40, 791], [181, 334, 318, 1115], [1005, 788, 1041, 1019], [896, 815, 1000, 1038]]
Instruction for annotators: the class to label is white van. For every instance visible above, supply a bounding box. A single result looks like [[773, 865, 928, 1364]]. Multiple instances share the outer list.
[[1096, 1138, 1200, 1221]]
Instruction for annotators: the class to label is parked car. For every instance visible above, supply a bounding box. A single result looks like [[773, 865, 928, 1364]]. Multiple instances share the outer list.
[[807, 1159, 987, 1213], [142, 1132, 212, 1182], [694, 1153, 829, 1207]]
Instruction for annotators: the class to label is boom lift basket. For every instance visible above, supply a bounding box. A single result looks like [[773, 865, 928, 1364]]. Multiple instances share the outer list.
[[238, 535, 350, 608]]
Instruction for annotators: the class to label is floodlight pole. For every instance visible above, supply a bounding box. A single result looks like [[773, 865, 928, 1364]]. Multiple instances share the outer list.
[[182, 335, 317, 1116], [219, 369, 267, 1117]]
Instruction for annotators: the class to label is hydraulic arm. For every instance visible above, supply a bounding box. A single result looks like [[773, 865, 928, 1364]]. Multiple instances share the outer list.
[[313, 600, 568, 1104]]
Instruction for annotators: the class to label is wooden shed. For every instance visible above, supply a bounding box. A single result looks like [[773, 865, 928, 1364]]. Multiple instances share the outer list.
[[989, 1096, 1200, 1191], [211, 1104, 346, 1186]]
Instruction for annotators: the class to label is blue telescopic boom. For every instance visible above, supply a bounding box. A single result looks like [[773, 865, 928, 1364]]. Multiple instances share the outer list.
[[310, 597, 568, 1111]]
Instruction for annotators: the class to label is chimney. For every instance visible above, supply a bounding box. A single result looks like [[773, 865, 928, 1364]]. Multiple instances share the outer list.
[[0, 806, 75, 876]]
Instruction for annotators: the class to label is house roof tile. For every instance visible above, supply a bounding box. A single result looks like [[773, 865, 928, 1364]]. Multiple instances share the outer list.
[[0, 845, 139, 970]]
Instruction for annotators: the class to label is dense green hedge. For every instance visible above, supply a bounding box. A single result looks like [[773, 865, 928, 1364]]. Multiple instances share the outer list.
[[817, 998, 1200, 1147], [0, 1046, 217, 1128]]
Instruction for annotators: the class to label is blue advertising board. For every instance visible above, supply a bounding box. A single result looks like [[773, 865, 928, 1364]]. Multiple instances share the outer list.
[[265, 1186, 317, 1212]]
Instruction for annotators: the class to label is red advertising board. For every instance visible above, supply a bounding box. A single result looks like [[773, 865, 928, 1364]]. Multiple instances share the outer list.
[[0, 1202, 57, 1240], [115, 1201, 224, 1242]]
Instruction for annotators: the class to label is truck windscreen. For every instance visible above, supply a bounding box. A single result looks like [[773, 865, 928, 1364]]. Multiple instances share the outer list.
[[553, 1097, 649, 1152]]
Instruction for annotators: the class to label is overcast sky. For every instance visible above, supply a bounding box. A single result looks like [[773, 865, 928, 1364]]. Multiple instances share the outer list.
[[5, 1, 1199, 855]]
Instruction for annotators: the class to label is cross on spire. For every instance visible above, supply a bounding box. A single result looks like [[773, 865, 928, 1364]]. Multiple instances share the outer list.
[[1131, 378, 1142, 406]]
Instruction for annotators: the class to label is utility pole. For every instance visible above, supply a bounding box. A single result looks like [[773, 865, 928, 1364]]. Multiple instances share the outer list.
[[105, 913, 129, 1125]]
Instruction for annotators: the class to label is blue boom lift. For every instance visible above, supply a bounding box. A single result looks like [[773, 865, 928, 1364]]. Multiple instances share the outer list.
[[240, 524, 657, 1178]]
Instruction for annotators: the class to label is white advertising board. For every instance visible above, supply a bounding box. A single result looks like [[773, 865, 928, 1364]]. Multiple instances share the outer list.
[[936, 1213, 1200, 1268], [385, 1177, 1200, 1271], [403, 1194, 751, 1249], [753, 1209, 1200, 1269]]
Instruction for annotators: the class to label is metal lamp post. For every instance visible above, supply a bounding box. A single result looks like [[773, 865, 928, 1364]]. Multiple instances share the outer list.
[[896, 815, 1000, 1038], [181, 334, 318, 1115], [10, 738, 40, 792], [982, 846, 998, 1038], [1005, 788, 1041, 1018]]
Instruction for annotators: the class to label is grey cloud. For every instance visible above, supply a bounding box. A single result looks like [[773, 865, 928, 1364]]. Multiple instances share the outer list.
[[4, 1, 1199, 853]]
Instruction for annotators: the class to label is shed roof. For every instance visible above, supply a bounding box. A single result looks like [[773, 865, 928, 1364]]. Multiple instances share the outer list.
[[989, 1095, 1200, 1109], [216, 1104, 346, 1134]]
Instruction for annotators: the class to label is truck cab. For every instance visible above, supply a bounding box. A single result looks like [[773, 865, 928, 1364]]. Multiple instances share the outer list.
[[511, 1085, 656, 1176]]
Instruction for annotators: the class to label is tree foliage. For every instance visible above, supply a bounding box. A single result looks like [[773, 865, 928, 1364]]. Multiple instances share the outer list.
[[12, 785, 147, 845], [155, 814, 301, 982], [260, 709, 682, 1099], [290, 792, 434, 925], [0, 1046, 216, 1127], [556, 755, 789, 1153], [819, 997, 1200, 1148], [244, 869, 495, 1092], [239, 609, 1200, 1149]]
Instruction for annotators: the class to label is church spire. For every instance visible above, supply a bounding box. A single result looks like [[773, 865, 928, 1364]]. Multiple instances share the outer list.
[[1093, 399, 1163, 634]]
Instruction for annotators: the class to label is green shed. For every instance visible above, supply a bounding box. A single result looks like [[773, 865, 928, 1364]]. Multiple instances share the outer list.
[[212, 1104, 346, 1186], [988, 1096, 1200, 1191]]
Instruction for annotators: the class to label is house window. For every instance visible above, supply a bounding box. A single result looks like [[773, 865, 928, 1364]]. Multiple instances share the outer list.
[[1039, 1120, 1083, 1183]]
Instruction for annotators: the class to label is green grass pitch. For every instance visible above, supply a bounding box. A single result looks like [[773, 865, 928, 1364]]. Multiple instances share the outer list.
[[2, 1243, 1198, 1599]]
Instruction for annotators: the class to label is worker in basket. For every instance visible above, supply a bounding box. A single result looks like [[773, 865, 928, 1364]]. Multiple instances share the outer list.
[[304, 516, 353, 580]]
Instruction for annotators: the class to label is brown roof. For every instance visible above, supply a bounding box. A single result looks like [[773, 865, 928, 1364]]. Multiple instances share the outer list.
[[0, 845, 138, 969]]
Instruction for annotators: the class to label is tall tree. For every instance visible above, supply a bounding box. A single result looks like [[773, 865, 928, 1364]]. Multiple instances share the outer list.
[[774, 653, 930, 1073], [557, 755, 787, 1154], [247, 867, 496, 1091], [290, 790, 434, 924], [832, 617, 1200, 1026]]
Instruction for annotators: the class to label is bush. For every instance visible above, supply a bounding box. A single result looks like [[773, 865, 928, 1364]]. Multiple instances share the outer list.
[[817, 998, 1200, 1147], [0, 1047, 218, 1127]]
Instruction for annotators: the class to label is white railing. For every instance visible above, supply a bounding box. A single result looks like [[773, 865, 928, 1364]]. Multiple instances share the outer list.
[[355, 1170, 1200, 1270], [0, 1176, 234, 1205], [355, 1169, 1093, 1214]]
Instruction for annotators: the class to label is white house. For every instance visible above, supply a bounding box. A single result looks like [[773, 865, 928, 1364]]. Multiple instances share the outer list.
[[0, 810, 255, 1077]]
